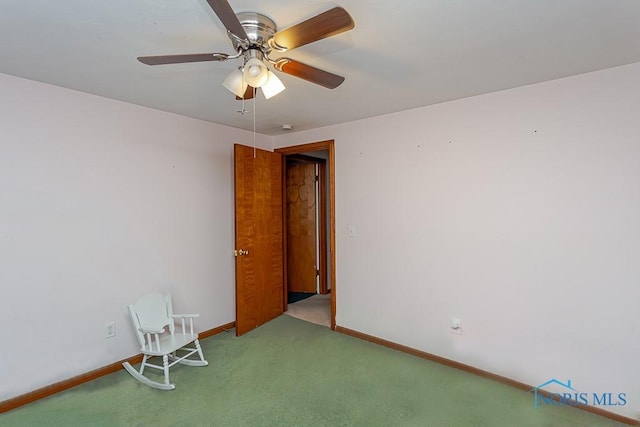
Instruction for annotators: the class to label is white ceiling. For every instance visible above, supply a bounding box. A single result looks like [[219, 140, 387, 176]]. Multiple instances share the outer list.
[[2, 0, 640, 136]]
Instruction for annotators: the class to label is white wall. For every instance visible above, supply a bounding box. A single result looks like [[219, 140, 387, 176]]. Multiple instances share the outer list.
[[0, 73, 272, 400], [275, 62, 640, 418]]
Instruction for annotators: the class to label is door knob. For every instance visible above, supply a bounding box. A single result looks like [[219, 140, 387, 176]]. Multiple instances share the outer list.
[[234, 249, 249, 257]]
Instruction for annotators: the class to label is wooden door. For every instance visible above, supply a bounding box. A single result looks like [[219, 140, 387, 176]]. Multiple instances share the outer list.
[[286, 161, 318, 293], [234, 144, 283, 336]]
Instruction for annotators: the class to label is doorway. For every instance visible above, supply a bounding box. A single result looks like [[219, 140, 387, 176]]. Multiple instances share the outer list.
[[276, 140, 336, 330], [284, 155, 328, 326]]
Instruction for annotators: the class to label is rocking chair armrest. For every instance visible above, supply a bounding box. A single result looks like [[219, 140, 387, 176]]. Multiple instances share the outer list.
[[138, 326, 165, 334], [171, 313, 200, 318]]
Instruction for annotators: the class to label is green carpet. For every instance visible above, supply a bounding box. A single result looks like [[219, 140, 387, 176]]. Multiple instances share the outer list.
[[0, 316, 627, 426]]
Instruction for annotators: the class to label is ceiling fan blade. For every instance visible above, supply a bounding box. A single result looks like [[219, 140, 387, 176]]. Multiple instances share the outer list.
[[270, 7, 354, 51], [236, 86, 256, 100], [205, 0, 249, 41], [137, 53, 229, 65], [275, 58, 345, 89]]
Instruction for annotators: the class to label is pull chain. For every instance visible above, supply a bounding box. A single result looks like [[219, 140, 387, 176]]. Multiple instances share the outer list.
[[253, 89, 256, 158]]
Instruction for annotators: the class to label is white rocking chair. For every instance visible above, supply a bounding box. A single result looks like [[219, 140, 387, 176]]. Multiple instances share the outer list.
[[122, 293, 208, 390]]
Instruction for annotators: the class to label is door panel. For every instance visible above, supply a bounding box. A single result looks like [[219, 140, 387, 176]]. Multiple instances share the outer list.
[[286, 162, 317, 293], [234, 144, 283, 336]]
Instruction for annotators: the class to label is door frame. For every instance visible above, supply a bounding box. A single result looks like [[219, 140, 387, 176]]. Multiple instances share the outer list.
[[275, 140, 336, 330]]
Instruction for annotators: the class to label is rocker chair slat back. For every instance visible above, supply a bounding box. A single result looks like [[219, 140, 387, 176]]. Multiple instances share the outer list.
[[128, 293, 175, 348]]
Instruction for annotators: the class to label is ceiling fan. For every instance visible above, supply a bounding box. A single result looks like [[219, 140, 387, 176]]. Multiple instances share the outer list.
[[137, 0, 355, 100]]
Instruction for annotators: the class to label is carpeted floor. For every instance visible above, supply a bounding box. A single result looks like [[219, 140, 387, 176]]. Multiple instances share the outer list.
[[0, 315, 628, 426]]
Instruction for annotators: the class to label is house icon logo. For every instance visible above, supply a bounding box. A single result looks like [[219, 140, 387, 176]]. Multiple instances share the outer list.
[[530, 379, 577, 408], [531, 378, 627, 408]]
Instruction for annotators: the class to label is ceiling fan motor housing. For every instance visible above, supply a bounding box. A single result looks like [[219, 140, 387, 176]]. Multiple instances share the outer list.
[[230, 12, 277, 51]]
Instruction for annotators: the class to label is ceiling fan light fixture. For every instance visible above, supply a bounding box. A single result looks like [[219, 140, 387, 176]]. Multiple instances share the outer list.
[[222, 68, 248, 97], [243, 57, 269, 87], [262, 71, 285, 99]]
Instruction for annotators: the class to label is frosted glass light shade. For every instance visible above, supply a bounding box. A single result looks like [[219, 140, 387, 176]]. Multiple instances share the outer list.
[[262, 71, 285, 99], [222, 69, 248, 97], [243, 57, 269, 87]]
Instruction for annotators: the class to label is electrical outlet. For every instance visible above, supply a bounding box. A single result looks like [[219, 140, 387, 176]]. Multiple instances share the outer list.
[[105, 321, 116, 339], [450, 317, 462, 335]]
